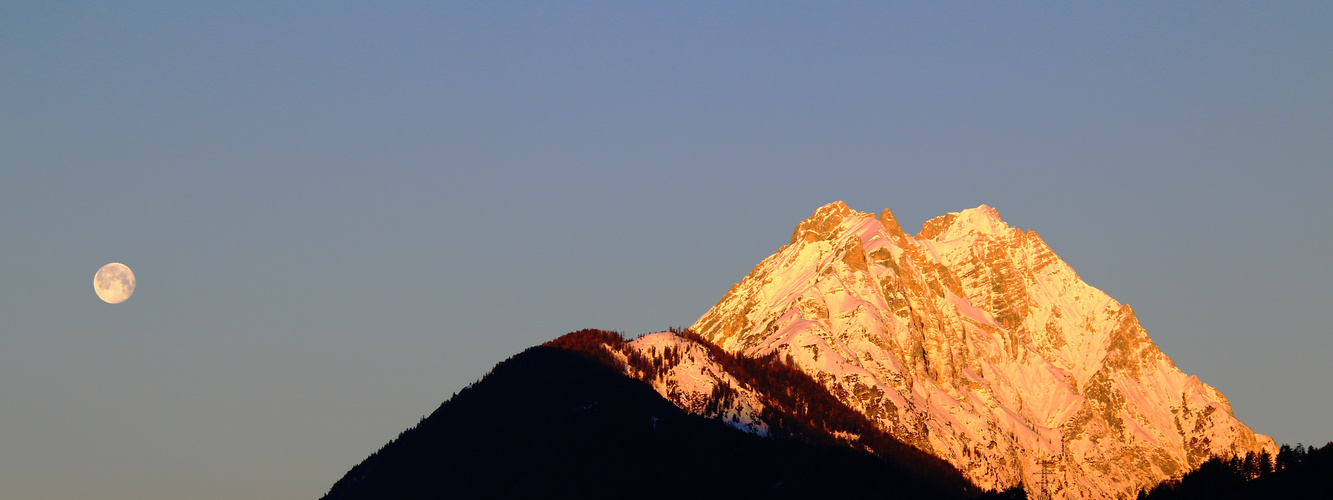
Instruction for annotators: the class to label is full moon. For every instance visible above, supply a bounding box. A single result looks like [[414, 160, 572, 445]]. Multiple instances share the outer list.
[[94, 263, 136, 304]]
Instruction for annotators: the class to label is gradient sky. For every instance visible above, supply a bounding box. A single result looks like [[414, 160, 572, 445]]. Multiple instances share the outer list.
[[3, 2, 1330, 499]]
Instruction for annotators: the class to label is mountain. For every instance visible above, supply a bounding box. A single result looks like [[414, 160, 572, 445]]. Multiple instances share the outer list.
[[324, 201, 1275, 499], [689, 202, 1275, 499], [321, 340, 1004, 500]]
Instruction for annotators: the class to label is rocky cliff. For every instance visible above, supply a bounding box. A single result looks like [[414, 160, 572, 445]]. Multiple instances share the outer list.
[[689, 202, 1274, 499]]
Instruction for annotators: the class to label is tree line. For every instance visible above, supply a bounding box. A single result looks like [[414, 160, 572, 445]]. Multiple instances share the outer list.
[[1138, 442, 1333, 499]]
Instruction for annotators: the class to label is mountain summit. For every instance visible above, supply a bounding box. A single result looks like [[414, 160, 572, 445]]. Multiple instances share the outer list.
[[691, 202, 1274, 499], [324, 202, 1275, 499]]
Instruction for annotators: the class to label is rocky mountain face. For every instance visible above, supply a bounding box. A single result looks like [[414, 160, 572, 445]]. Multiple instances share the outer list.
[[686, 202, 1275, 499]]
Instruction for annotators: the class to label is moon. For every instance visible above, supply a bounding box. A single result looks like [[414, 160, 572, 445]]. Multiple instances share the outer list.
[[94, 263, 136, 304]]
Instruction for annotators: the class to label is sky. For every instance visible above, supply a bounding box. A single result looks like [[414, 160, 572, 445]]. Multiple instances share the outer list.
[[2, 2, 1330, 498]]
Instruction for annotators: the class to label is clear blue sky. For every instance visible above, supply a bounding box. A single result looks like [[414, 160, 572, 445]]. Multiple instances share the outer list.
[[3, 2, 1329, 498]]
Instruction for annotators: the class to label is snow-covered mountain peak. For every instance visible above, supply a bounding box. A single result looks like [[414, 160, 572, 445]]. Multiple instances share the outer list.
[[919, 204, 1011, 241], [693, 202, 1275, 499], [789, 200, 871, 244], [876, 208, 910, 244]]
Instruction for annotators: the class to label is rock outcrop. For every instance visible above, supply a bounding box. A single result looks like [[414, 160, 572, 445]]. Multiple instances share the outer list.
[[690, 202, 1274, 499]]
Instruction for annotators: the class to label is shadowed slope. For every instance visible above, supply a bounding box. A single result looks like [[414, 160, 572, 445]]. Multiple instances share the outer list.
[[324, 343, 991, 500], [545, 328, 977, 492]]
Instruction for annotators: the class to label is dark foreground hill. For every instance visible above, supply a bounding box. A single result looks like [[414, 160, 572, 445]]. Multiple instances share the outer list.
[[323, 344, 1007, 500], [1138, 442, 1333, 500]]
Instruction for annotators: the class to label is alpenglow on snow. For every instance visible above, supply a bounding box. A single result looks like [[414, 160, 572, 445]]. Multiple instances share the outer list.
[[675, 202, 1274, 499]]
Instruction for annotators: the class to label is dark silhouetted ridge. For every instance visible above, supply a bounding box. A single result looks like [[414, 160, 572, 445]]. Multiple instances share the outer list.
[[324, 334, 1006, 499], [545, 328, 977, 493]]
